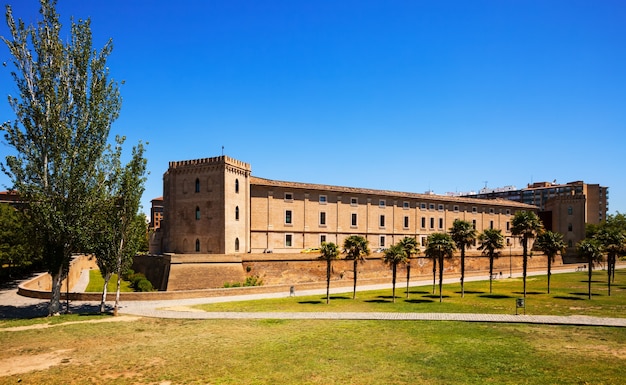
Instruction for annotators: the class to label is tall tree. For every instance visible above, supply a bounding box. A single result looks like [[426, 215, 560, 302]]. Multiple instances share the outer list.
[[0, 203, 40, 277], [1, 1, 121, 315], [398, 236, 419, 299], [577, 239, 603, 300], [92, 138, 147, 314], [382, 243, 408, 303], [594, 228, 625, 296], [342, 235, 370, 300], [511, 210, 544, 298], [478, 228, 504, 294], [535, 231, 566, 294], [425, 233, 456, 302], [318, 241, 340, 304], [449, 219, 476, 298]]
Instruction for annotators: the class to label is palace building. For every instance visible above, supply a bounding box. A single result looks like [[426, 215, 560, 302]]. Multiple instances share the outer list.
[[150, 155, 538, 257]]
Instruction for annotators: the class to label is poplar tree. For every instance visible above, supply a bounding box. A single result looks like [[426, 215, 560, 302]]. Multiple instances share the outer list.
[[1, 1, 121, 315]]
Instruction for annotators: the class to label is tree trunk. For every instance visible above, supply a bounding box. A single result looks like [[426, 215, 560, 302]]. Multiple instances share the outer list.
[[406, 263, 411, 299], [100, 272, 112, 313], [48, 265, 64, 316], [438, 255, 444, 303], [587, 256, 593, 299], [326, 259, 331, 304], [607, 254, 612, 297], [392, 264, 396, 303], [352, 259, 358, 300], [489, 255, 494, 294], [547, 254, 552, 294], [460, 247, 466, 298], [432, 257, 437, 295], [522, 237, 528, 298], [114, 238, 124, 316]]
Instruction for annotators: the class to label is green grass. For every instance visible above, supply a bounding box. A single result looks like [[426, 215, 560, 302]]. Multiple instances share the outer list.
[[195, 269, 626, 317], [84, 269, 133, 293], [1, 317, 625, 384]]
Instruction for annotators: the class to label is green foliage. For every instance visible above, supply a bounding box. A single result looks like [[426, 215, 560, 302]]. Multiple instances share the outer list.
[[342, 235, 370, 299], [224, 275, 264, 288], [1, 0, 121, 315], [0, 203, 42, 278]]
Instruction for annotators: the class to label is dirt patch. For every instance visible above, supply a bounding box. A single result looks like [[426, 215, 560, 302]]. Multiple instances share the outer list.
[[0, 315, 141, 332], [0, 349, 72, 377]]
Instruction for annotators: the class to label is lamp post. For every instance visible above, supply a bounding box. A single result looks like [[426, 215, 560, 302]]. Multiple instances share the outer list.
[[509, 240, 512, 278]]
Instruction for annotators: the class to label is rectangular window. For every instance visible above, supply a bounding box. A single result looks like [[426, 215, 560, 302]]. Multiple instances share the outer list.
[[506, 221, 510, 231], [430, 217, 435, 229], [403, 201, 410, 209], [438, 204, 444, 211], [472, 219, 476, 229], [453, 205, 459, 212], [506, 209, 511, 215], [320, 211, 326, 226], [403, 216, 409, 228], [489, 208, 494, 214], [438, 218, 443, 229], [380, 236, 385, 248], [421, 237, 427, 246], [351, 213, 357, 227], [351, 197, 358, 206], [380, 215, 385, 228], [284, 192, 293, 201], [429, 203, 435, 210], [472, 207, 477, 213], [285, 234, 293, 247], [379, 199, 386, 207], [568, 206, 573, 215], [420, 203, 427, 210], [320, 235, 326, 244], [490, 220, 494, 229], [319, 195, 327, 204], [285, 210, 292, 224], [568, 223, 573, 232], [421, 217, 426, 228]]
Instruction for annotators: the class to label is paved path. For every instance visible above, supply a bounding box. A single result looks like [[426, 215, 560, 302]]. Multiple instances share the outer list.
[[2, 267, 625, 327]]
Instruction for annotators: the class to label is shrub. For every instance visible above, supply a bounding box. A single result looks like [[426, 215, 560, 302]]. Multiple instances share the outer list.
[[136, 278, 154, 292]]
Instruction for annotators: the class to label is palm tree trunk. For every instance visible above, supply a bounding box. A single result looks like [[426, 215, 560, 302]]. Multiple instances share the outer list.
[[522, 237, 528, 298], [489, 255, 494, 294], [432, 257, 437, 295], [438, 255, 444, 302], [607, 254, 612, 297], [326, 259, 331, 304], [406, 263, 411, 299], [587, 256, 593, 299], [392, 264, 397, 303], [547, 254, 552, 294], [352, 259, 358, 300], [460, 247, 466, 298]]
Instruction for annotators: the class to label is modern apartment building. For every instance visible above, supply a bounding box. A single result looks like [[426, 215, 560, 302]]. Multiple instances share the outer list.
[[464, 181, 609, 249]]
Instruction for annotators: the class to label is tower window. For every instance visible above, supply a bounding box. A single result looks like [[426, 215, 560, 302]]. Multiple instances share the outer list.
[[235, 206, 239, 221], [285, 210, 292, 224], [235, 179, 239, 193], [195, 239, 200, 252], [235, 238, 240, 252], [195, 178, 200, 193], [195, 207, 201, 220]]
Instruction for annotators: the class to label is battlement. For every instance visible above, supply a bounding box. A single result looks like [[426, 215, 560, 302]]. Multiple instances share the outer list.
[[168, 156, 251, 171]]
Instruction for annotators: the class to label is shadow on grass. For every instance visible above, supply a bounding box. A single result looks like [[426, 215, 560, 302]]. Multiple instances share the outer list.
[[329, 295, 352, 300], [404, 299, 435, 304], [406, 290, 430, 295], [479, 294, 513, 299], [423, 294, 451, 299], [570, 292, 602, 297], [512, 291, 544, 295], [578, 280, 604, 284], [298, 300, 323, 305], [0, 302, 104, 320], [364, 299, 391, 303], [457, 290, 486, 295], [553, 296, 585, 301]]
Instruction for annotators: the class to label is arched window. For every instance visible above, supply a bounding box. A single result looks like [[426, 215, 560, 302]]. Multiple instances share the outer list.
[[195, 206, 201, 220], [235, 179, 239, 193], [195, 178, 200, 193], [235, 206, 239, 221], [235, 238, 240, 252], [195, 239, 200, 252]]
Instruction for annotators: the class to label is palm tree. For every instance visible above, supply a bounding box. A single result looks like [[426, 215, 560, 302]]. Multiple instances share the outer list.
[[425, 233, 456, 302], [398, 236, 419, 298], [449, 219, 477, 298], [478, 229, 504, 294], [343, 235, 370, 299], [594, 228, 626, 296], [535, 231, 566, 294], [382, 243, 408, 303], [511, 210, 544, 298], [577, 239, 603, 300], [318, 242, 340, 304]]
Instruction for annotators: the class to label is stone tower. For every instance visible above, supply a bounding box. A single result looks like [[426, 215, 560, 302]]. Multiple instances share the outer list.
[[162, 156, 251, 255]]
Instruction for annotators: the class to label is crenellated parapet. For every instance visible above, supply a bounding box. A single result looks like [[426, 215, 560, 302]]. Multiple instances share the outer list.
[[169, 155, 251, 171]]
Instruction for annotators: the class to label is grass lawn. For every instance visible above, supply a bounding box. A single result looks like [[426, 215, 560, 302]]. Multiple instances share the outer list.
[[0, 269, 625, 384], [84, 269, 133, 293], [194, 269, 626, 318]]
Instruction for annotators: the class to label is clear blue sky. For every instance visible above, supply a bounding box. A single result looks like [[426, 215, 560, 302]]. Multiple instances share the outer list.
[[1, 1, 625, 216]]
